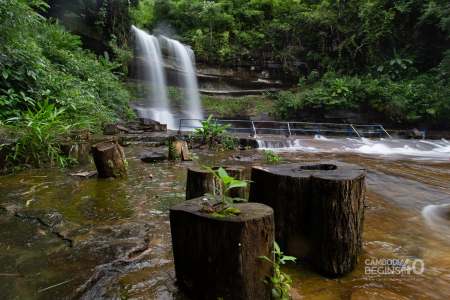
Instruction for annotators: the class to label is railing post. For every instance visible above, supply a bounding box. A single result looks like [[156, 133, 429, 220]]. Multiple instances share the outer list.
[[350, 124, 361, 138], [380, 125, 392, 138], [178, 119, 182, 135], [287, 122, 292, 137]]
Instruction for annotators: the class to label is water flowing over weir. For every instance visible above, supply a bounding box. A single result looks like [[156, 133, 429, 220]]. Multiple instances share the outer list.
[[131, 26, 203, 129], [131, 26, 175, 129], [257, 136, 450, 161]]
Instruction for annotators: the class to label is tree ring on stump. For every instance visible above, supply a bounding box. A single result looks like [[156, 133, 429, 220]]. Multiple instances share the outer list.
[[298, 163, 337, 171]]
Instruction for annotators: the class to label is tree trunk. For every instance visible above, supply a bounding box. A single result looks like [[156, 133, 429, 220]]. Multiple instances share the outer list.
[[185, 166, 247, 200], [91, 141, 127, 178], [249, 163, 366, 277], [170, 198, 274, 300]]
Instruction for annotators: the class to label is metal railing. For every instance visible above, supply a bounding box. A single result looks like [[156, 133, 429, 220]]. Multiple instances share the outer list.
[[178, 119, 391, 138]]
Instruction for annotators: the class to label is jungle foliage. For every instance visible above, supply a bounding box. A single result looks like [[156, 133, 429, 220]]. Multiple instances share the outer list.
[[144, 0, 449, 74], [0, 0, 131, 167], [134, 0, 449, 126]]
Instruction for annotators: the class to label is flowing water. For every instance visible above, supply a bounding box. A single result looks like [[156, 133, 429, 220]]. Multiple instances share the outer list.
[[0, 138, 449, 299], [132, 26, 203, 129], [131, 26, 175, 129], [257, 135, 450, 161], [162, 36, 203, 121]]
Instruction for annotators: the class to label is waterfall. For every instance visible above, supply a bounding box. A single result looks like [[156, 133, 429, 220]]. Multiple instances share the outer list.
[[131, 25, 203, 130], [131, 25, 175, 129], [162, 36, 203, 120]]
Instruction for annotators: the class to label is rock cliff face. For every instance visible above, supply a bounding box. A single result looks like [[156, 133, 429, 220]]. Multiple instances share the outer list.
[[128, 59, 290, 96]]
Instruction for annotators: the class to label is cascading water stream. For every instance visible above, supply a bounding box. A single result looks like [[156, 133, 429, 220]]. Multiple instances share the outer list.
[[131, 26, 175, 128], [162, 36, 203, 120], [131, 25, 204, 129], [256, 136, 450, 161]]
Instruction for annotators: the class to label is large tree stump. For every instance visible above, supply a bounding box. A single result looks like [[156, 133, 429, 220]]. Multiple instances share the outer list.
[[185, 166, 247, 200], [168, 136, 191, 161], [91, 141, 127, 178], [170, 198, 274, 300], [249, 162, 366, 277]]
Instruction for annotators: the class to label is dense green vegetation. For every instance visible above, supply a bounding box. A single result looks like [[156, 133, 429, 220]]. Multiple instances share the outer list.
[[135, 0, 449, 127], [1, 0, 449, 170], [145, 0, 449, 72], [0, 0, 131, 168], [273, 71, 450, 126]]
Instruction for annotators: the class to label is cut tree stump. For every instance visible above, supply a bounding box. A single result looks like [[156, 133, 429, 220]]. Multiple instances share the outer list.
[[170, 198, 274, 300], [168, 137, 191, 161], [249, 162, 366, 277], [185, 165, 247, 200], [91, 141, 127, 178]]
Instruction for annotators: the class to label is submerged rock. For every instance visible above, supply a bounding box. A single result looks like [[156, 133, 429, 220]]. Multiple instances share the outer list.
[[140, 151, 167, 163]]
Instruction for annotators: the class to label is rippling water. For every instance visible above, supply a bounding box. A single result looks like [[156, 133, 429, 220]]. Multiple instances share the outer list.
[[257, 135, 450, 161], [0, 140, 449, 299]]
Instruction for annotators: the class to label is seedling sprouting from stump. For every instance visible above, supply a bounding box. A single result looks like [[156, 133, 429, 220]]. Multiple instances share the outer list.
[[201, 166, 249, 216], [259, 242, 297, 300]]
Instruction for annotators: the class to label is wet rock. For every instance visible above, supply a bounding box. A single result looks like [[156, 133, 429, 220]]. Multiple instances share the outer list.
[[70, 171, 98, 178], [239, 137, 258, 148], [140, 151, 167, 163], [0, 203, 21, 215]]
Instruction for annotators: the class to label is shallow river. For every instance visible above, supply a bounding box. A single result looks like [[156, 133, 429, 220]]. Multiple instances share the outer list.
[[0, 137, 449, 299]]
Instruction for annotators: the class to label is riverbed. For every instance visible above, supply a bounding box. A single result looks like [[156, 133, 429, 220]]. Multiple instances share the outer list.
[[1, 139, 449, 299]]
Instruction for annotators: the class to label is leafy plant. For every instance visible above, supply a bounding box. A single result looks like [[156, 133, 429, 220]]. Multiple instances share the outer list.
[[201, 166, 249, 217], [192, 115, 235, 149], [7, 101, 80, 168], [263, 150, 282, 164], [260, 242, 297, 300]]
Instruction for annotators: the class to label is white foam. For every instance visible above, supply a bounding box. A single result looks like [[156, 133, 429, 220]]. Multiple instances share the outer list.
[[257, 137, 450, 161]]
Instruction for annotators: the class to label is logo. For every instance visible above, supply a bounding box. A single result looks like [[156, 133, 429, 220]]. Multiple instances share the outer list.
[[364, 257, 424, 279]]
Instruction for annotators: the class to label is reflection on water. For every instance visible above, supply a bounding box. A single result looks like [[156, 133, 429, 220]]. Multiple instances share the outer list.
[[0, 140, 449, 299]]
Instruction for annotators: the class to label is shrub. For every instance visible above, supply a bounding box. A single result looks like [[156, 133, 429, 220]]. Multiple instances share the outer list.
[[274, 72, 450, 126], [0, 0, 132, 168], [6, 101, 80, 168], [263, 150, 282, 164], [192, 115, 237, 150]]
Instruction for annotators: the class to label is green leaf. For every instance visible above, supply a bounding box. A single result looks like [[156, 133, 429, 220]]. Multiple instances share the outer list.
[[228, 181, 247, 189], [217, 167, 229, 179]]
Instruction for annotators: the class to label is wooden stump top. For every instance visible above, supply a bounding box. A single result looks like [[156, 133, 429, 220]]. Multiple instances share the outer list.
[[187, 165, 246, 173], [253, 162, 365, 181], [171, 199, 273, 222]]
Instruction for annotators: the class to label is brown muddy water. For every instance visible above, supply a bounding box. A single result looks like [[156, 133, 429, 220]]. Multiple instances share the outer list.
[[0, 142, 449, 299]]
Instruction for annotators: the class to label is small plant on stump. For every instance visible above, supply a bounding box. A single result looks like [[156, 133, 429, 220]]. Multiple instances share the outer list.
[[259, 242, 297, 300], [201, 166, 249, 217], [263, 150, 282, 164]]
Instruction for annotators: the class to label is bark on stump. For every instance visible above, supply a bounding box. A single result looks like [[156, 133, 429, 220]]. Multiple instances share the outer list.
[[170, 198, 274, 300], [249, 162, 366, 277], [91, 141, 127, 178], [168, 137, 191, 161], [185, 165, 247, 200]]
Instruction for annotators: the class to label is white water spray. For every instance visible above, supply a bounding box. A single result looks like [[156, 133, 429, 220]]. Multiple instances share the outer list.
[[257, 136, 450, 161], [162, 36, 203, 120], [131, 26, 175, 128]]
